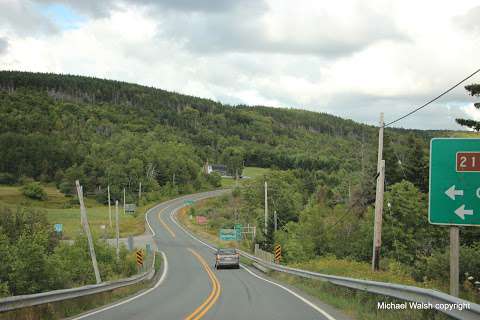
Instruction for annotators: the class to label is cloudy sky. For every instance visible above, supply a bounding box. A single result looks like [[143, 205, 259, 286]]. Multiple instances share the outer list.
[[1, 0, 480, 130]]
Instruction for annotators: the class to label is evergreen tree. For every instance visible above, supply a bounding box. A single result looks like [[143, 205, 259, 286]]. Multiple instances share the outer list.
[[456, 84, 480, 131]]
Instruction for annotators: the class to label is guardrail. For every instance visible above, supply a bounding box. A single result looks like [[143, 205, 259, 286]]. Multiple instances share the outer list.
[[238, 249, 480, 320], [0, 252, 157, 313]]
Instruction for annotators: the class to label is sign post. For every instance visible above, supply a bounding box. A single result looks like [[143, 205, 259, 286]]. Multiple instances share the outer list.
[[136, 249, 144, 272], [429, 138, 480, 296], [274, 244, 282, 264]]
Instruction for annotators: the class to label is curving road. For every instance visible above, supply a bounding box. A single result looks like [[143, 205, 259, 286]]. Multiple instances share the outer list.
[[71, 191, 350, 320]]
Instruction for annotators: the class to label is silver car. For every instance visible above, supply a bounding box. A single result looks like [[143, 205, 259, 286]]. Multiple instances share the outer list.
[[215, 248, 240, 269]]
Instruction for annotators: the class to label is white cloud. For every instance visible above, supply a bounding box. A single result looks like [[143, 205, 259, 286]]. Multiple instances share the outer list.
[[1, 0, 480, 130]]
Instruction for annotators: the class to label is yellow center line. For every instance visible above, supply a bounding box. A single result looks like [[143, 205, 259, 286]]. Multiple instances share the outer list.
[[158, 208, 176, 238], [185, 248, 221, 320]]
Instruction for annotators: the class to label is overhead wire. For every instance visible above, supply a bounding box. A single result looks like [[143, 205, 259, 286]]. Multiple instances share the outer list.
[[384, 68, 480, 127]]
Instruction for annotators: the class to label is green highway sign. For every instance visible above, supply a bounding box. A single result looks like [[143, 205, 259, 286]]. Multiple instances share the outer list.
[[429, 138, 480, 226], [54, 223, 63, 233], [234, 224, 243, 240], [219, 229, 237, 241], [184, 200, 195, 205]]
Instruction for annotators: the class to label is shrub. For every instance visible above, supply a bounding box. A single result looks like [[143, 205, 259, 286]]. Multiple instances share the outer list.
[[0, 172, 16, 184], [205, 172, 222, 187], [21, 182, 48, 201], [413, 243, 480, 284]]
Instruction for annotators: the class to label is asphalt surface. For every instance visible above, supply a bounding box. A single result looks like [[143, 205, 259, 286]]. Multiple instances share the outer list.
[[73, 190, 350, 320]]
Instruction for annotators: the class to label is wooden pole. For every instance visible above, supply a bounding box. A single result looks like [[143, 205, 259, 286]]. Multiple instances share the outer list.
[[123, 188, 126, 215], [372, 113, 385, 271], [107, 185, 112, 228], [138, 182, 142, 202], [80, 186, 84, 226], [115, 200, 120, 260], [75, 180, 102, 284], [264, 181, 268, 236], [274, 210, 277, 232], [450, 226, 459, 296], [372, 160, 385, 271]]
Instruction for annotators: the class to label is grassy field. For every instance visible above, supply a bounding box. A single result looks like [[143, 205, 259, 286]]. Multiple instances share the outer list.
[[221, 166, 270, 188], [243, 166, 270, 178], [0, 185, 154, 239]]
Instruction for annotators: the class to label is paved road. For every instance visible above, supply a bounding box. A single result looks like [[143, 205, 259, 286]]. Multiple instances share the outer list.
[[72, 191, 349, 320]]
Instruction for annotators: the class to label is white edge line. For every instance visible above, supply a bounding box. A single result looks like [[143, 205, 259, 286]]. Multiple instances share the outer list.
[[241, 265, 336, 320], [169, 203, 336, 320], [70, 251, 168, 320]]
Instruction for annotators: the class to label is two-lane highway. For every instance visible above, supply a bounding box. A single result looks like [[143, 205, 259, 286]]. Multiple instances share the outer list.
[[72, 191, 348, 320]]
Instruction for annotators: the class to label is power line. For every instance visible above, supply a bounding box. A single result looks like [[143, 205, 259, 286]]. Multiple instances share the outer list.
[[384, 68, 480, 127]]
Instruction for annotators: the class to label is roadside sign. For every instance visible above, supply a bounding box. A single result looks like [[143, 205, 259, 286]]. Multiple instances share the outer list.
[[125, 203, 136, 214], [136, 249, 144, 266], [54, 224, 63, 233], [196, 216, 208, 225], [219, 229, 237, 241], [429, 138, 480, 226], [184, 200, 195, 205], [234, 224, 243, 240], [274, 244, 282, 263]]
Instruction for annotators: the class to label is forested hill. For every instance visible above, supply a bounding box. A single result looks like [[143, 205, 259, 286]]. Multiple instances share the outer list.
[[0, 71, 435, 202]]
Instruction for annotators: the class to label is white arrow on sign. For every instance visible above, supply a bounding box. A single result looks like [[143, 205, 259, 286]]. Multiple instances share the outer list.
[[455, 205, 474, 220], [445, 185, 464, 200]]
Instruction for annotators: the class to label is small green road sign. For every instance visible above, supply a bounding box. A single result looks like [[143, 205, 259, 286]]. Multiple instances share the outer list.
[[54, 224, 63, 233], [234, 224, 243, 240], [219, 229, 237, 241], [429, 138, 480, 226], [184, 200, 195, 205]]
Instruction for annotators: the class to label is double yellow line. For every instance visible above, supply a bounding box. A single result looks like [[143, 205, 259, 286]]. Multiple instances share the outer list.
[[185, 249, 221, 320], [158, 208, 176, 238]]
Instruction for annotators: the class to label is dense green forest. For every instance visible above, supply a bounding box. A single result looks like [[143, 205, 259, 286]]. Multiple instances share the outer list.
[[0, 71, 436, 202], [0, 71, 464, 296]]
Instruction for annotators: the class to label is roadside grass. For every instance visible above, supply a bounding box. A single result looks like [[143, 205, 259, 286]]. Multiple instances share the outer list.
[[177, 204, 252, 252], [0, 184, 156, 239], [0, 252, 162, 320], [220, 177, 236, 188], [291, 258, 421, 288], [271, 272, 450, 320]]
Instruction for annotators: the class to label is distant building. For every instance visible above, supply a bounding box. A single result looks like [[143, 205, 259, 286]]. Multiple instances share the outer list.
[[204, 161, 228, 176]]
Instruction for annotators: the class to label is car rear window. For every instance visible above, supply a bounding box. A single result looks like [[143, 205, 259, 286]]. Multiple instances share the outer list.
[[218, 249, 236, 255]]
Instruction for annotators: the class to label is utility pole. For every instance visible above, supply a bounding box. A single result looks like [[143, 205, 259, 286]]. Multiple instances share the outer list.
[[450, 227, 459, 296], [138, 182, 142, 202], [107, 185, 112, 228], [115, 200, 120, 260], [274, 210, 278, 232], [75, 180, 102, 284], [123, 188, 126, 215], [172, 173, 176, 186], [372, 112, 385, 271], [80, 186, 84, 226], [264, 180, 268, 236], [235, 169, 238, 187]]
